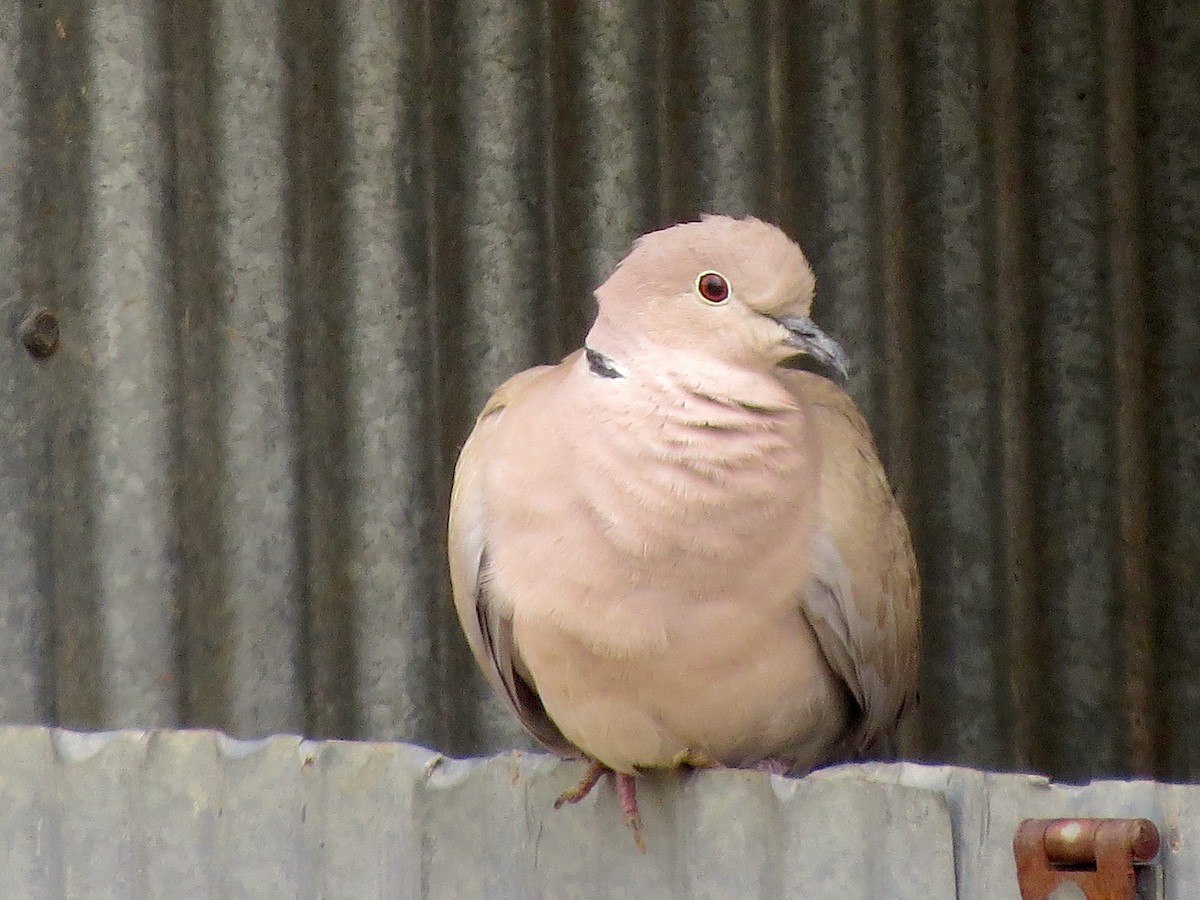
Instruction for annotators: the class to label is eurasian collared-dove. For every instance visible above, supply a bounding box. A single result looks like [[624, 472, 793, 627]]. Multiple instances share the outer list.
[[448, 216, 920, 850]]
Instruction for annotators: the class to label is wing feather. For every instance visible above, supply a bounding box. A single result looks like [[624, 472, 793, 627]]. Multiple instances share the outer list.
[[448, 366, 579, 757], [786, 371, 921, 755]]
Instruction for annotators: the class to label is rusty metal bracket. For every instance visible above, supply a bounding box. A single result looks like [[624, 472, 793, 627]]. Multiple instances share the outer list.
[[1014, 818, 1162, 900]]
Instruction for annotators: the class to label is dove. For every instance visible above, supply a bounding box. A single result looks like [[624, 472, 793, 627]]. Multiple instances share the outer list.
[[448, 215, 920, 850]]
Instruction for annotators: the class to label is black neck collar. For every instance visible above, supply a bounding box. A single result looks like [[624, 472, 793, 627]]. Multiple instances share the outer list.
[[585, 347, 625, 379]]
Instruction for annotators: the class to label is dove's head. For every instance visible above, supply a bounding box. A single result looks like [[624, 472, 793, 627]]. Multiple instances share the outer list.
[[590, 215, 847, 378]]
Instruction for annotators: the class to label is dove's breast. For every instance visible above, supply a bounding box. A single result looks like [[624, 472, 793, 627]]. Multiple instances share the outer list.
[[487, 367, 820, 643], [486, 364, 849, 772]]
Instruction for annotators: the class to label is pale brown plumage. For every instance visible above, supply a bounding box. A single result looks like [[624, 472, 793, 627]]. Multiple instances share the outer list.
[[448, 216, 919, 845]]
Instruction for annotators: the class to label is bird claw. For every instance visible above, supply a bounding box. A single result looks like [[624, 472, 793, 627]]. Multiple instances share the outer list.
[[554, 759, 608, 809], [553, 761, 647, 852], [753, 757, 792, 776], [670, 749, 718, 769]]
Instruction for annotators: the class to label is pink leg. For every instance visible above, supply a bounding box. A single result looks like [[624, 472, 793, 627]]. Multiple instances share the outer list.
[[614, 773, 646, 853]]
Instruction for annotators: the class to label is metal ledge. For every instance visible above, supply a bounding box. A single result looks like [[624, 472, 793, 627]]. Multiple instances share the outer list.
[[3, 727, 1198, 898], [0, 727, 951, 898]]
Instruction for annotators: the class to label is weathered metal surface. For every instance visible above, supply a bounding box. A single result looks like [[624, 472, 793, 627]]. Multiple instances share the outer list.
[[0, 728, 956, 899], [1, 0, 1198, 787], [845, 764, 1196, 900], [6, 730, 1200, 898]]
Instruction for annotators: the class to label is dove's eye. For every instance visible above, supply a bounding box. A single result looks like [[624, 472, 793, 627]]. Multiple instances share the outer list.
[[696, 271, 730, 305]]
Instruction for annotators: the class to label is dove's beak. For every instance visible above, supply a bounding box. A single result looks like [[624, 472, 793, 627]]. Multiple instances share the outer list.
[[772, 315, 850, 381]]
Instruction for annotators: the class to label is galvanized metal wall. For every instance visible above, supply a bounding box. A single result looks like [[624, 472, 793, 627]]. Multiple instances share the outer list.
[[0, 728, 961, 899], [2, 727, 1196, 899], [2, 0, 1198, 782]]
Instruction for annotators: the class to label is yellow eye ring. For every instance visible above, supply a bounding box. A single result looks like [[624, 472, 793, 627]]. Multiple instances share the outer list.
[[696, 271, 730, 305]]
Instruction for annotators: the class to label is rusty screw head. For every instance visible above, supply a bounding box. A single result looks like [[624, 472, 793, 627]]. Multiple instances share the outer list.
[[19, 308, 60, 359]]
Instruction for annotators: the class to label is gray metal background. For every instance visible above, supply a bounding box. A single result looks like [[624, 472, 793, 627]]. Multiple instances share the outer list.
[[1, 0, 1198, 783]]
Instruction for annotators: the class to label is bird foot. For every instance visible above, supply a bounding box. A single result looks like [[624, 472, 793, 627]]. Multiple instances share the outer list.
[[670, 749, 718, 769], [553, 760, 646, 853], [553, 759, 607, 808], [753, 758, 793, 776]]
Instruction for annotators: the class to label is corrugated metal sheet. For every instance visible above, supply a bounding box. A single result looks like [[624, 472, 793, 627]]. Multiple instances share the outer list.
[[2, 0, 1198, 783], [0, 728, 956, 899], [6, 727, 1200, 898]]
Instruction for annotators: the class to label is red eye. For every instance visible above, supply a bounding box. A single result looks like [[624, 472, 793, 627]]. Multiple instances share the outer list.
[[697, 271, 730, 304]]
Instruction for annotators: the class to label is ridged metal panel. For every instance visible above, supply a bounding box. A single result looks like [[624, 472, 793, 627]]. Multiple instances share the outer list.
[[862, 760, 1197, 900], [2, 0, 1199, 783], [6, 727, 1200, 898], [0, 728, 958, 899]]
